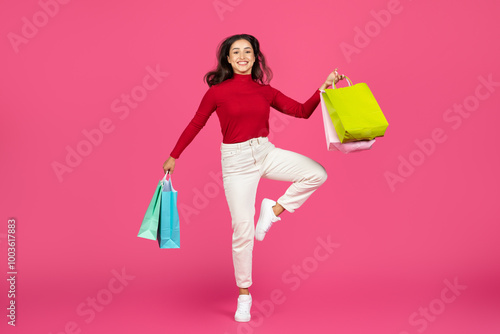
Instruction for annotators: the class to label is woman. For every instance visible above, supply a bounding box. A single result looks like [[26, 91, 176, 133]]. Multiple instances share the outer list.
[[162, 33, 344, 322]]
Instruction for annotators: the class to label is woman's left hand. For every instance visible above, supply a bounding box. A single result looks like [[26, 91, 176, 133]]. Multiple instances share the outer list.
[[320, 69, 345, 90]]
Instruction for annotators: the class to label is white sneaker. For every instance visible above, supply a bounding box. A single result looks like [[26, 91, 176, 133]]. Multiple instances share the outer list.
[[234, 294, 252, 322], [255, 198, 281, 241]]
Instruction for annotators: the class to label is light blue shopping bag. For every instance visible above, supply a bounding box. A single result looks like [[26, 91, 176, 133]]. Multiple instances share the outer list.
[[158, 173, 180, 249]]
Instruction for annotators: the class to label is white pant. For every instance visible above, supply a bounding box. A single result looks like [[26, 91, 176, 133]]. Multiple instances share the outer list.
[[220, 136, 328, 288]]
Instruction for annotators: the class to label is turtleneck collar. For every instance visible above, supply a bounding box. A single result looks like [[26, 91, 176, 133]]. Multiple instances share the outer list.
[[232, 73, 253, 81]]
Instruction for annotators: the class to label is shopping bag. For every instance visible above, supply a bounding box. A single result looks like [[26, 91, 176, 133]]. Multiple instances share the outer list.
[[137, 178, 163, 240], [322, 77, 388, 143], [320, 90, 375, 153], [158, 173, 180, 249]]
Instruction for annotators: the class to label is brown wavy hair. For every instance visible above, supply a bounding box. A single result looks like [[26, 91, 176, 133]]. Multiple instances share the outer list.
[[204, 34, 273, 87]]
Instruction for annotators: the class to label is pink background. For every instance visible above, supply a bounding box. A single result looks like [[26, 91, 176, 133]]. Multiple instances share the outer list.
[[1, 0, 499, 333]]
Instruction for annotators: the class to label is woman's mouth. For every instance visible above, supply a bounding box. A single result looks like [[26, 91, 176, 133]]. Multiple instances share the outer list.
[[237, 61, 248, 66]]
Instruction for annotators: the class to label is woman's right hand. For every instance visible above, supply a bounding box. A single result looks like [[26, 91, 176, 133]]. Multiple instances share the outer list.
[[163, 156, 176, 174], [319, 68, 345, 91]]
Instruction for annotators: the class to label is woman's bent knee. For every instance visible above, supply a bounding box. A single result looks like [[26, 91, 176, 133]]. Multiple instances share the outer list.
[[316, 166, 328, 185]]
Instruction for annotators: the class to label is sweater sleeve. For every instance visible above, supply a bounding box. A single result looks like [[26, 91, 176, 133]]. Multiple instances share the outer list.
[[169, 87, 217, 159], [270, 86, 321, 119]]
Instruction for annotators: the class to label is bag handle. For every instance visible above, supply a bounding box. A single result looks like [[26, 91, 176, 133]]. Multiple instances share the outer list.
[[332, 76, 353, 89], [161, 172, 173, 187]]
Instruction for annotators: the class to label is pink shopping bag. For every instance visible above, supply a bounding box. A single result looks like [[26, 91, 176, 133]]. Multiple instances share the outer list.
[[320, 90, 375, 153]]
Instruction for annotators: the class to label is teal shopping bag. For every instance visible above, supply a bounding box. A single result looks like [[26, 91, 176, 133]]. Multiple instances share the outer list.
[[137, 178, 163, 240], [158, 174, 180, 249]]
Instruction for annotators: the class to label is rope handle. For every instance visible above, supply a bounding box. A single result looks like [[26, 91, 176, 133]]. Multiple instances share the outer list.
[[161, 172, 173, 189], [333, 76, 353, 89]]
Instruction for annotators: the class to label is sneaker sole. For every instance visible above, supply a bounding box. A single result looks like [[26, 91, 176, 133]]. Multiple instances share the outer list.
[[255, 199, 274, 241], [235, 315, 251, 322]]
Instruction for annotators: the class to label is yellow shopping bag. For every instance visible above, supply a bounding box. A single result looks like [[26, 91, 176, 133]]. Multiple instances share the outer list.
[[322, 77, 389, 143]]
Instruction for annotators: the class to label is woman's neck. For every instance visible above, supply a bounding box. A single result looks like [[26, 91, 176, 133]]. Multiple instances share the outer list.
[[232, 73, 253, 81]]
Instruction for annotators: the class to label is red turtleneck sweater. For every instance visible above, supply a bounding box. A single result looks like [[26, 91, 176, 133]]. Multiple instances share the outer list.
[[169, 73, 321, 159]]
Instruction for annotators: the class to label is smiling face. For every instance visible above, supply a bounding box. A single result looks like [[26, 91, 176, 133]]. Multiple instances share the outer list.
[[226, 39, 256, 75]]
